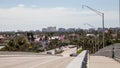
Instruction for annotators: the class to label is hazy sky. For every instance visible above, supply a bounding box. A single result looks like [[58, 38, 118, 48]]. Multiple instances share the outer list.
[[0, 0, 119, 31]]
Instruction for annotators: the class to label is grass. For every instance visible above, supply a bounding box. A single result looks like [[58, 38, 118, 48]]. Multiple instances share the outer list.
[[77, 49, 83, 54]]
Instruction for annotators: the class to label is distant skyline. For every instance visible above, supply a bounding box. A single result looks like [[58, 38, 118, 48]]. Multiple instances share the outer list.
[[0, 0, 119, 31]]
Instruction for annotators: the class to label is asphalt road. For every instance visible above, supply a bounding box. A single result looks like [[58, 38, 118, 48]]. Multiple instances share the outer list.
[[0, 55, 74, 68], [0, 47, 77, 68], [61, 47, 76, 57]]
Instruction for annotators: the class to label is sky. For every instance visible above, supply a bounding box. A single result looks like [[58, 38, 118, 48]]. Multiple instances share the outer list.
[[0, 0, 119, 31]]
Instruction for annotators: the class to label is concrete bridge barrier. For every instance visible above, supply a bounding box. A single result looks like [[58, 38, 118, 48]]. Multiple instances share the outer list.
[[66, 50, 89, 68]]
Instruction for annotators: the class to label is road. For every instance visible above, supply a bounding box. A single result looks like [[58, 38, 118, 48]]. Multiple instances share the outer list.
[[0, 47, 76, 68], [40, 45, 77, 57], [0, 55, 74, 68], [61, 47, 76, 57]]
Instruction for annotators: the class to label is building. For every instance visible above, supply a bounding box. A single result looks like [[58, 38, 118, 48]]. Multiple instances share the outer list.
[[89, 28, 96, 33], [67, 28, 75, 32], [47, 27, 56, 32], [76, 28, 82, 31], [58, 28, 66, 32], [42, 28, 48, 32], [42, 27, 56, 32], [86, 34, 95, 37]]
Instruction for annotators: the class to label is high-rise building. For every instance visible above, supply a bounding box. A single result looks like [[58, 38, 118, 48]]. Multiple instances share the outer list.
[[42, 27, 56, 32], [47, 27, 56, 32]]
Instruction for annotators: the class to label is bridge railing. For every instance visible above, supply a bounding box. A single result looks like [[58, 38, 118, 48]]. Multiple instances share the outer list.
[[66, 50, 89, 68]]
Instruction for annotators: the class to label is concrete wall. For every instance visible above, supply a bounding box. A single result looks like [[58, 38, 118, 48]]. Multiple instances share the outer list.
[[66, 50, 89, 68]]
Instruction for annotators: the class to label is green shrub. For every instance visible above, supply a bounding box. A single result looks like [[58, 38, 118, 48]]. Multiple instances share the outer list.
[[77, 49, 83, 54]]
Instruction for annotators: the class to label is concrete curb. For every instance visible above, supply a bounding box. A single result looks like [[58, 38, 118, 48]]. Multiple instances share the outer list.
[[66, 50, 88, 68]]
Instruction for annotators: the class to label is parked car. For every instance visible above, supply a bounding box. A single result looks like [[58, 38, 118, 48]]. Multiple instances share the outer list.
[[68, 45, 76, 48], [47, 52, 52, 54], [70, 53, 77, 57]]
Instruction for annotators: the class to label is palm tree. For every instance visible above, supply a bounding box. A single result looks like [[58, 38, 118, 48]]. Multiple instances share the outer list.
[[1, 35, 31, 51]]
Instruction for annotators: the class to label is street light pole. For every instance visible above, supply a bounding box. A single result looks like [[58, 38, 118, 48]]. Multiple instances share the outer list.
[[119, 0, 120, 28], [102, 13, 105, 47], [82, 5, 105, 48]]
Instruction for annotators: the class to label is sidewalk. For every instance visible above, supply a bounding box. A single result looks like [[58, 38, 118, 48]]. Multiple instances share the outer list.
[[89, 56, 120, 68]]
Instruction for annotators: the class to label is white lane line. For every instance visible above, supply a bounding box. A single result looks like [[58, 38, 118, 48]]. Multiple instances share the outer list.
[[29, 57, 63, 68]]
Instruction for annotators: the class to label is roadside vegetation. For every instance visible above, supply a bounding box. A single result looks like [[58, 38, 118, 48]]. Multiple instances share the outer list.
[[0, 29, 120, 54], [77, 49, 83, 54]]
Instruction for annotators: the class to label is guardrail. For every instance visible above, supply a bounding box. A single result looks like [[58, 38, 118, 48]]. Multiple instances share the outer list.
[[66, 50, 89, 68]]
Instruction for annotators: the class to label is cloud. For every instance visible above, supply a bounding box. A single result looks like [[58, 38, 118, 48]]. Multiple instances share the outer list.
[[31, 5, 37, 8], [17, 4, 25, 7], [0, 5, 118, 31]]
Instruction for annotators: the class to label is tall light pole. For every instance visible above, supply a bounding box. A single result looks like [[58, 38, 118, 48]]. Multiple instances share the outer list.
[[119, 0, 120, 28], [82, 5, 105, 48]]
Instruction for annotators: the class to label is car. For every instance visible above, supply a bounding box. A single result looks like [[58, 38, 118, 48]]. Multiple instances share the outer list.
[[68, 45, 76, 48], [47, 52, 52, 54], [70, 53, 77, 57]]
